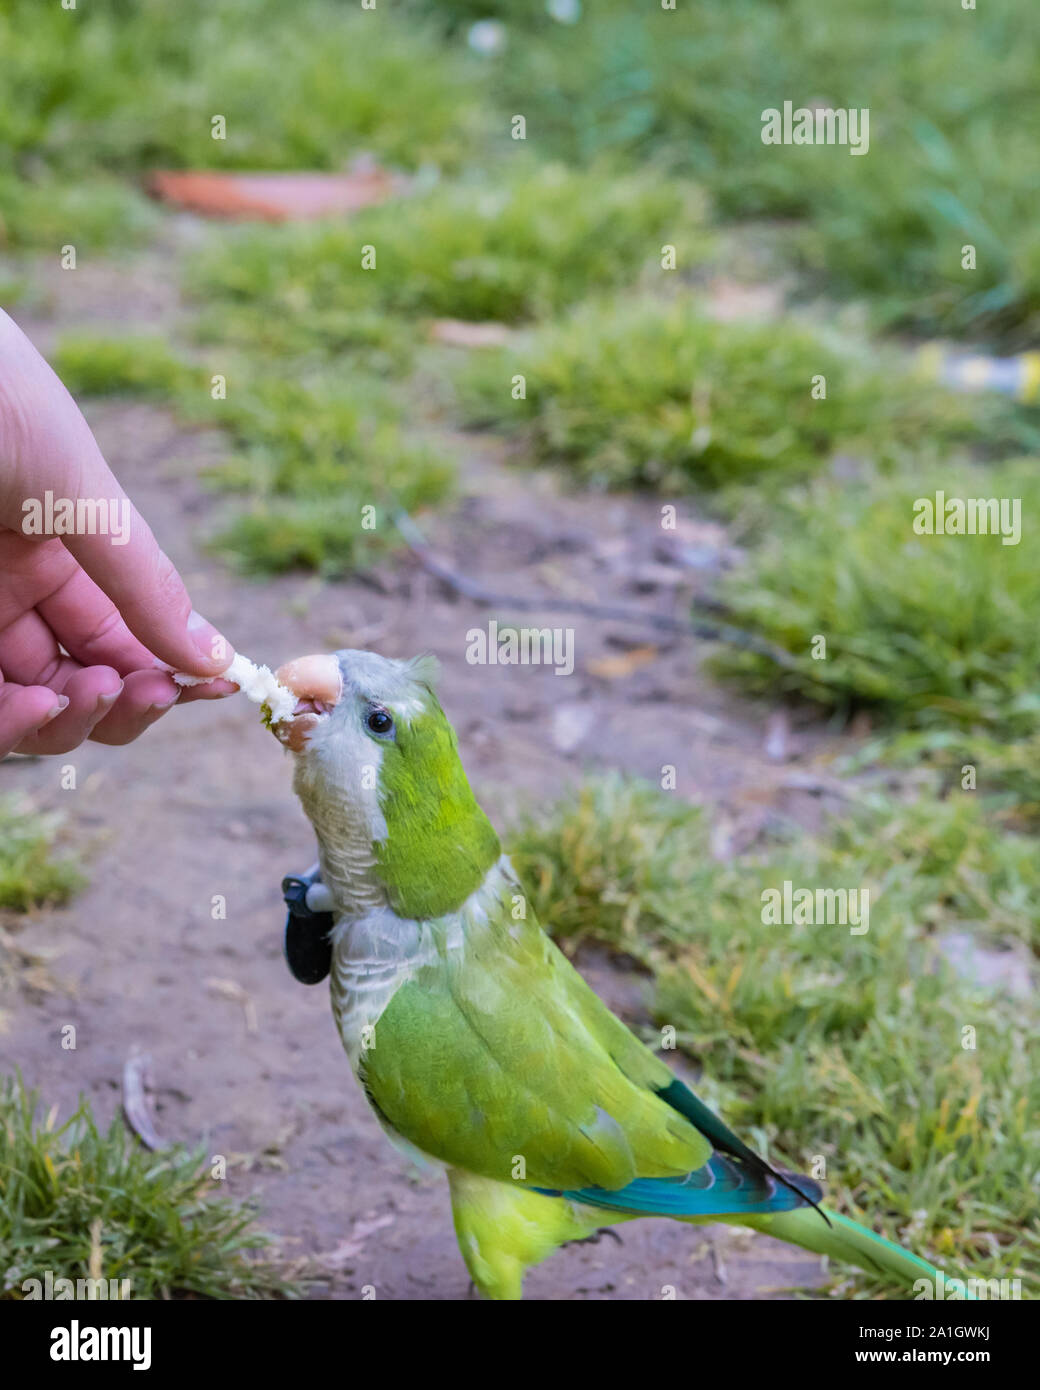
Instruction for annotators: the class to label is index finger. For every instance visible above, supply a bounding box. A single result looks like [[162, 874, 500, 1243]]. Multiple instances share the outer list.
[[0, 311, 233, 677]]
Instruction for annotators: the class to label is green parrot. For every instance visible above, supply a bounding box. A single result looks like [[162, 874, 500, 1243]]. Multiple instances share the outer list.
[[270, 648, 950, 1301]]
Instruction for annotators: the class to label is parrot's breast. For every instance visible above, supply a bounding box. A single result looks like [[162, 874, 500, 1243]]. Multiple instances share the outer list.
[[328, 855, 516, 1075], [329, 908, 440, 1073]]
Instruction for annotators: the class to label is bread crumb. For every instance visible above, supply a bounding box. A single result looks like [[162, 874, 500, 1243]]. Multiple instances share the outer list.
[[172, 653, 297, 725]]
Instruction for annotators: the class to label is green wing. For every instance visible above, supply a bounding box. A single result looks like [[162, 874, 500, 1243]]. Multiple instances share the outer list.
[[359, 907, 711, 1190]]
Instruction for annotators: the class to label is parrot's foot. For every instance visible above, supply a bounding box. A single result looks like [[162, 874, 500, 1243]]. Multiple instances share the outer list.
[[562, 1226, 624, 1249]]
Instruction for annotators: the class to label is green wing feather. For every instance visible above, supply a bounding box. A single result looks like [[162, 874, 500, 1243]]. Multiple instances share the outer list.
[[360, 904, 712, 1190]]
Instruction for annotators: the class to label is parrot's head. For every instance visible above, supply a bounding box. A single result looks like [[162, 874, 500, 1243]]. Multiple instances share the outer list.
[[271, 649, 501, 919]]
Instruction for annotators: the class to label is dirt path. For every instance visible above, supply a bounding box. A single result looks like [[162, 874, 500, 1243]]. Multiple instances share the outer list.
[[0, 253, 847, 1299]]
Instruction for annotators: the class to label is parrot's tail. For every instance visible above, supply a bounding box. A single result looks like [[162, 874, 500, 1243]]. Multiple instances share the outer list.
[[752, 1206, 956, 1294]]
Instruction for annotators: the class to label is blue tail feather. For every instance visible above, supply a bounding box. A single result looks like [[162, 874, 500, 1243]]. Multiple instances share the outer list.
[[542, 1155, 822, 1219]]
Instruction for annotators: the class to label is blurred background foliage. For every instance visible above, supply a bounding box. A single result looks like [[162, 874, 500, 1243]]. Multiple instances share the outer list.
[[3, 0, 1037, 341]]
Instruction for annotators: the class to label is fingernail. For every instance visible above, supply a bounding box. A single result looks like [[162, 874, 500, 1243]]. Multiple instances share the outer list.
[[188, 610, 232, 669], [43, 696, 70, 724], [148, 694, 180, 714], [95, 685, 123, 716]]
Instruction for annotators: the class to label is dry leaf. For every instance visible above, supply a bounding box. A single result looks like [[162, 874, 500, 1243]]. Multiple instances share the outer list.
[[204, 977, 259, 1034], [587, 646, 658, 679]]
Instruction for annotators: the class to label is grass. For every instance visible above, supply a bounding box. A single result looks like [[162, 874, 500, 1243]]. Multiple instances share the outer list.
[[192, 303, 417, 382], [0, 798, 83, 1011], [420, 0, 1040, 346], [186, 369, 453, 576], [174, 159, 706, 578], [0, 0, 486, 250], [174, 162, 705, 575], [178, 164, 705, 572], [52, 334, 198, 398], [0, 799, 83, 914], [0, 1075, 295, 1299], [455, 294, 1027, 492], [509, 775, 1038, 1295], [712, 458, 1040, 732], [5, 0, 1036, 343], [187, 163, 707, 349], [0, 175, 159, 257], [847, 728, 1040, 831], [48, 337, 453, 575]]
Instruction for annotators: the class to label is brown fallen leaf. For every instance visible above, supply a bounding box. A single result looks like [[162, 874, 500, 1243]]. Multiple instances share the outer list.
[[586, 645, 658, 679], [204, 976, 259, 1034]]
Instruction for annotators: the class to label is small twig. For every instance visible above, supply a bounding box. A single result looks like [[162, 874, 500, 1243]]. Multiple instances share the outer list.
[[392, 512, 798, 669]]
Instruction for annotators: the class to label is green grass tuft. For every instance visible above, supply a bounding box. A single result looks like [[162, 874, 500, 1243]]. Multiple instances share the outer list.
[[51, 334, 196, 398], [185, 371, 454, 576], [0, 799, 83, 913], [456, 295, 1022, 492], [0, 0, 486, 170], [848, 728, 1040, 831], [713, 458, 1040, 731], [46, 342, 453, 577], [0, 1, 486, 252], [188, 164, 707, 343], [182, 165, 705, 572], [0, 1075, 295, 1299], [0, 175, 159, 257]]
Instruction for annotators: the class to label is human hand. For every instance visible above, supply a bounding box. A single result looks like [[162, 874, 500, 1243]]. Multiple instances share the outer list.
[[0, 309, 236, 756]]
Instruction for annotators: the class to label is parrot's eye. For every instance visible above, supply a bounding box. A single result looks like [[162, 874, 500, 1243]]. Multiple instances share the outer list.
[[366, 707, 394, 736]]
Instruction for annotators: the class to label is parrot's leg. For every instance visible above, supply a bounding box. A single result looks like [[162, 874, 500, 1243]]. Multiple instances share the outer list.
[[447, 1169, 628, 1300]]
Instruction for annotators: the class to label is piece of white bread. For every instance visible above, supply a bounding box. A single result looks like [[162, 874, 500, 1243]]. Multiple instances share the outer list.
[[172, 653, 297, 724]]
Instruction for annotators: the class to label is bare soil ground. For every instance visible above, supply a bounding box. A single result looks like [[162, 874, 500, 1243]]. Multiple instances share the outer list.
[[0, 252, 852, 1299]]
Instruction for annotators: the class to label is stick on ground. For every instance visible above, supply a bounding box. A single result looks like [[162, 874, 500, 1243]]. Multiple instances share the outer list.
[[392, 511, 799, 670]]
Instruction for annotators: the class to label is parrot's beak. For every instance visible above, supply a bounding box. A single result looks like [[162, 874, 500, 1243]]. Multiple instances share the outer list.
[[272, 653, 343, 752]]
